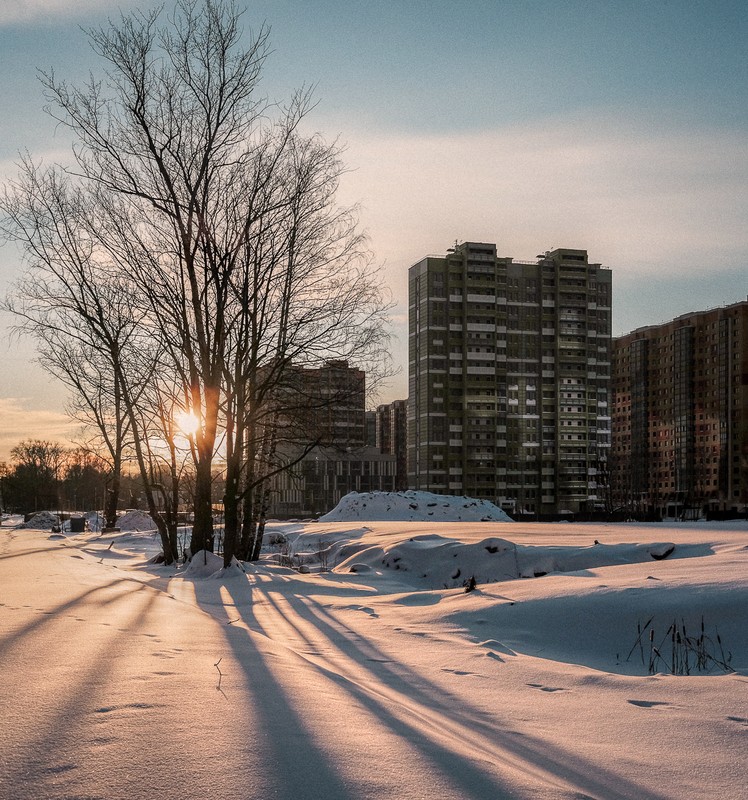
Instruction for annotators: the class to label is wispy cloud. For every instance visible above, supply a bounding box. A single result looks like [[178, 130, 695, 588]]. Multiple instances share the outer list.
[[0, 398, 79, 461], [330, 113, 748, 399], [336, 115, 748, 289], [0, 0, 139, 26]]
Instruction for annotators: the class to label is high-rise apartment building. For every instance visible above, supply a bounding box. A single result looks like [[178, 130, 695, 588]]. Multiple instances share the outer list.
[[289, 359, 367, 448], [611, 300, 748, 517], [375, 399, 408, 490], [409, 242, 612, 515], [265, 360, 396, 517]]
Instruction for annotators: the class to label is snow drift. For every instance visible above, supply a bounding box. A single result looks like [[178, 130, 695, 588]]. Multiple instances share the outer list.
[[18, 510, 59, 529], [334, 534, 708, 589], [319, 490, 513, 522], [117, 510, 157, 531]]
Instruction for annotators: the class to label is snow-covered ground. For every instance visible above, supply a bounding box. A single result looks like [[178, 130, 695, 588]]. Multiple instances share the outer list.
[[1, 496, 746, 799]]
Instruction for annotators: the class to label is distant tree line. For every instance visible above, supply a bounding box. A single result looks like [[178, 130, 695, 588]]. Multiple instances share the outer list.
[[1, 440, 111, 515], [1, 1, 391, 564]]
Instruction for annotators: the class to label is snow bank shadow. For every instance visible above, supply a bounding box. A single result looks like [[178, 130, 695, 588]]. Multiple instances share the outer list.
[[448, 584, 746, 677]]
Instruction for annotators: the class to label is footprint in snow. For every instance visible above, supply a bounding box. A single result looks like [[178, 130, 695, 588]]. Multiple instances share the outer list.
[[627, 700, 671, 708], [526, 683, 567, 693], [344, 604, 379, 618]]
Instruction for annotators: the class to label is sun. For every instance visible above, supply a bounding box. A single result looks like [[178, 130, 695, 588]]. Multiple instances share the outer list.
[[174, 410, 200, 436]]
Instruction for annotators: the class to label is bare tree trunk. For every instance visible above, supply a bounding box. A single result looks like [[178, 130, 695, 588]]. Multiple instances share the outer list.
[[104, 471, 120, 529], [222, 475, 239, 566], [239, 497, 255, 562], [132, 446, 176, 564], [222, 414, 242, 566], [190, 460, 215, 555], [250, 485, 271, 563]]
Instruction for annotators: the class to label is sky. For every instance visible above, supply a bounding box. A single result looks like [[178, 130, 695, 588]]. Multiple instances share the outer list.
[[1, 0, 747, 459]]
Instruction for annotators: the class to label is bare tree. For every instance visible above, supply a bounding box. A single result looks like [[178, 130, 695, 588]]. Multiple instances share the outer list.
[[1, 163, 141, 527], [1, 160, 182, 559], [3, 0, 391, 565], [219, 132, 392, 565]]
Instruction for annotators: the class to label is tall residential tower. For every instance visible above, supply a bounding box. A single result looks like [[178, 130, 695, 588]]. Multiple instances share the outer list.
[[408, 242, 612, 515], [611, 300, 748, 517]]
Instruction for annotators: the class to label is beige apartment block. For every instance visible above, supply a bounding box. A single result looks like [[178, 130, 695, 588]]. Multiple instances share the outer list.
[[612, 300, 748, 517], [409, 242, 612, 516]]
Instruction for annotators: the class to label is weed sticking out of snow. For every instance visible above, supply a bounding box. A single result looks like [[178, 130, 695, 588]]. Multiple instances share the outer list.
[[627, 616, 734, 675]]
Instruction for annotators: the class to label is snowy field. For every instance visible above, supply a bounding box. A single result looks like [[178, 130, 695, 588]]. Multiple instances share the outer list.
[[1, 493, 747, 800]]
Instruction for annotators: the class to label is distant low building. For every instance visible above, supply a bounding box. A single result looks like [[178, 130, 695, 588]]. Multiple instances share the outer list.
[[268, 445, 397, 518]]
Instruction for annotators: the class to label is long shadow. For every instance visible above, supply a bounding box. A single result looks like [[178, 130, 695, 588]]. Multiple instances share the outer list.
[[191, 577, 360, 800], [0, 586, 162, 800], [301, 596, 671, 800], [0, 544, 74, 561], [0, 579, 154, 651], [214, 579, 557, 799], [242, 584, 525, 799], [220, 578, 670, 800]]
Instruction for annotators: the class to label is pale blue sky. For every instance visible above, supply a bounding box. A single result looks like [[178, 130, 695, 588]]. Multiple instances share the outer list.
[[1, 0, 747, 455]]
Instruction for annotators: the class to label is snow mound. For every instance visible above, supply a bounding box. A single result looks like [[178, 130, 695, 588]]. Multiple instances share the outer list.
[[319, 491, 513, 522], [334, 536, 707, 590], [184, 550, 245, 580], [117, 510, 157, 531], [184, 550, 224, 577], [211, 558, 246, 580], [19, 511, 60, 529]]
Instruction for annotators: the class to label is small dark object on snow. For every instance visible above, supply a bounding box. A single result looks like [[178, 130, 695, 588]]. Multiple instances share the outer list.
[[594, 539, 600, 545], [464, 576, 477, 593], [485, 544, 499, 554], [51, 524, 61, 533], [651, 545, 675, 560]]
